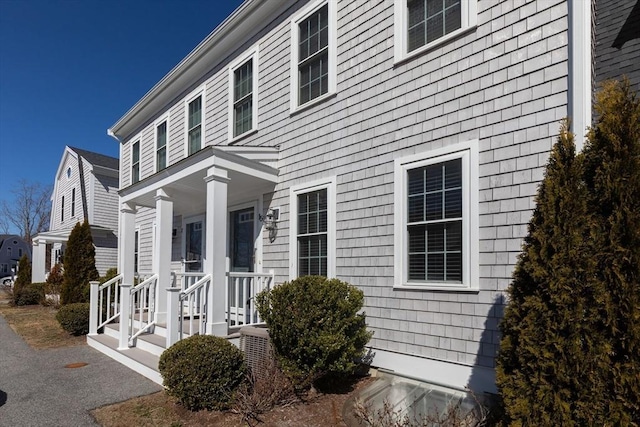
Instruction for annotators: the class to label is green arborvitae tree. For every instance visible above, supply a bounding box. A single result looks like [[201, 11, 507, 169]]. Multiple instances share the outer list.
[[61, 220, 98, 305], [12, 254, 32, 298], [496, 121, 611, 425], [582, 79, 640, 424]]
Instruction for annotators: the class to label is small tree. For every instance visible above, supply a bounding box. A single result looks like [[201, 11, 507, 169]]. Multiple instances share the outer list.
[[582, 79, 640, 423], [256, 276, 372, 390], [12, 254, 32, 302], [61, 221, 98, 305], [496, 121, 610, 425]]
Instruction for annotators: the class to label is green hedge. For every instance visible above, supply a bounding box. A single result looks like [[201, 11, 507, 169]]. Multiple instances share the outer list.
[[255, 276, 372, 389], [56, 302, 90, 335], [159, 335, 247, 411], [14, 282, 45, 306]]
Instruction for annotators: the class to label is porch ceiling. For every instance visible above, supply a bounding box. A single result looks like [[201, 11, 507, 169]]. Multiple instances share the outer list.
[[120, 146, 279, 216]]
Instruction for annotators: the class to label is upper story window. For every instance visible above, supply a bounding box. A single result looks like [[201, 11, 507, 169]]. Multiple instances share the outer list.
[[394, 0, 477, 62], [18, 248, 22, 257], [66, 166, 72, 179], [289, 177, 336, 279], [187, 95, 202, 155], [61, 195, 65, 223], [394, 140, 479, 291], [290, 0, 337, 112], [156, 120, 167, 171], [71, 188, 76, 217], [131, 140, 140, 184], [229, 48, 259, 141], [7, 247, 11, 257]]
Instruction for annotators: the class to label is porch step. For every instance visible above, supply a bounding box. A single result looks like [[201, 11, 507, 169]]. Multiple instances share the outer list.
[[89, 325, 242, 386], [87, 333, 163, 385], [105, 323, 167, 357]]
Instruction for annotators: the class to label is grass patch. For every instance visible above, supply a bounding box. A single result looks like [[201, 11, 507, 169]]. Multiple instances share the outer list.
[[0, 289, 85, 349]]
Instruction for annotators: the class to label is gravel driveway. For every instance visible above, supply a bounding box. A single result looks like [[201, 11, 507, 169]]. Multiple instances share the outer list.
[[0, 314, 162, 426]]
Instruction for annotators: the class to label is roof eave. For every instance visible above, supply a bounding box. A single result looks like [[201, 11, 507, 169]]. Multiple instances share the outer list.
[[108, 0, 295, 142]]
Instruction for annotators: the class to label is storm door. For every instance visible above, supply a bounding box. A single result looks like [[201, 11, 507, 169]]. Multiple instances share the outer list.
[[183, 216, 204, 274], [228, 206, 257, 326]]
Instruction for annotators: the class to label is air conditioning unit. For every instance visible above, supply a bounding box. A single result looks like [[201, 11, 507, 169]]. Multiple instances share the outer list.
[[239, 326, 272, 376]]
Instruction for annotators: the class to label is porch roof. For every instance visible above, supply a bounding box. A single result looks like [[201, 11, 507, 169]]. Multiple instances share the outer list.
[[120, 145, 279, 214], [33, 225, 115, 245]]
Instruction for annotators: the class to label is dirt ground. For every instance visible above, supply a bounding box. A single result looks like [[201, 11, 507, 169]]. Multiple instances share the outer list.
[[92, 376, 374, 427]]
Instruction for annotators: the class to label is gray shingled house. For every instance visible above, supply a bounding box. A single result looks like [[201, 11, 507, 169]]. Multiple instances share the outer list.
[[86, 0, 639, 394], [32, 146, 119, 281]]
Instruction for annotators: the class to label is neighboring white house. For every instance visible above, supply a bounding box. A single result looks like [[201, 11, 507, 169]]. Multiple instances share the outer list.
[[86, 0, 629, 391], [32, 146, 119, 282], [0, 235, 31, 284]]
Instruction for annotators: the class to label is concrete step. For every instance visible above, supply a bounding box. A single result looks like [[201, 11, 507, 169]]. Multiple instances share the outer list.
[[87, 333, 163, 385]]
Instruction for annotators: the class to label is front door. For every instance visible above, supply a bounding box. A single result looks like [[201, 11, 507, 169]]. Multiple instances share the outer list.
[[230, 207, 255, 273], [228, 206, 257, 325], [183, 216, 204, 274]]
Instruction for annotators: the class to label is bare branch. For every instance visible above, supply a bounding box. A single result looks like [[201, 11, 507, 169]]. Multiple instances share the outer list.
[[0, 179, 51, 242]]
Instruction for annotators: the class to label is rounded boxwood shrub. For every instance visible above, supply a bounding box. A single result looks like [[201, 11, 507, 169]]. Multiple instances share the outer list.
[[15, 282, 45, 306], [159, 335, 247, 411], [255, 276, 372, 389], [56, 302, 90, 335]]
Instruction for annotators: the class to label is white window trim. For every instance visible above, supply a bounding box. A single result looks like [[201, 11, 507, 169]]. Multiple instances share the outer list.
[[289, 0, 337, 114], [154, 113, 170, 173], [394, 140, 479, 291], [393, 0, 477, 64], [228, 46, 259, 143], [184, 85, 206, 157], [289, 176, 337, 280], [130, 136, 141, 186], [70, 187, 76, 218]]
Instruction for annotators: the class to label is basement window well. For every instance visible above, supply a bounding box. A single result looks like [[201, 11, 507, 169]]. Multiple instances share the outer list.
[[347, 371, 482, 425]]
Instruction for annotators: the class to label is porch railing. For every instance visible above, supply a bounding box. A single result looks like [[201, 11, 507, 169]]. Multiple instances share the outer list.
[[226, 271, 274, 328], [88, 274, 123, 335], [178, 274, 211, 339], [128, 273, 158, 345]]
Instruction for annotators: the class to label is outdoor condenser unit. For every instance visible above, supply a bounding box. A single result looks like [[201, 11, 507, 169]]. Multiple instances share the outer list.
[[239, 326, 272, 374]]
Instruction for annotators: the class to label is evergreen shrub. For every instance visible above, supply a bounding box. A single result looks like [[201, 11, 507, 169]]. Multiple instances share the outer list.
[[14, 282, 45, 306], [11, 254, 32, 304], [159, 335, 247, 411], [497, 80, 640, 425], [56, 302, 90, 335], [255, 276, 372, 389], [61, 221, 98, 305]]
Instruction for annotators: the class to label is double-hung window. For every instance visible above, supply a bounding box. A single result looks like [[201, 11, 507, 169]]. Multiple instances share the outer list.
[[187, 95, 202, 155], [394, 141, 479, 290], [289, 178, 336, 279], [71, 188, 76, 217], [290, 0, 336, 111], [156, 120, 167, 171], [394, 0, 477, 62], [131, 140, 140, 184], [228, 48, 259, 141]]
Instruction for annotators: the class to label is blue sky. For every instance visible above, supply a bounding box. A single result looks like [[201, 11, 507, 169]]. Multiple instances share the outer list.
[[0, 0, 243, 232]]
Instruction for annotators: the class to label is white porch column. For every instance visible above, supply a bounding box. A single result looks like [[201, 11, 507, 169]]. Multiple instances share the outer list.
[[31, 239, 46, 283], [119, 202, 137, 285], [153, 188, 173, 324], [204, 166, 230, 337], [118, 202, 136, 349]]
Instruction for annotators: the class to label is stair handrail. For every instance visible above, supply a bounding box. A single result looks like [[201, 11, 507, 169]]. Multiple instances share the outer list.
[[128, 273, 159, 345], [178, 274, 211, 339], [89, 273, 124, 335]]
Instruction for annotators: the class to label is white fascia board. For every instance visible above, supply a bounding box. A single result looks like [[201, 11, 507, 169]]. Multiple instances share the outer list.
[[108, 0, 297, 142]]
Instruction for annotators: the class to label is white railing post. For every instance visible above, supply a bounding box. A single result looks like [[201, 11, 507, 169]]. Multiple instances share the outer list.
[[118, 283, 132, 350], [88, 281, 100, 336], [166, 288, 181, 349]]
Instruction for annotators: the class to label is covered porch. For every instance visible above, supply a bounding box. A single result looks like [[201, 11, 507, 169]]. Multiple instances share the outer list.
[[87, 146, 279, 383]]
